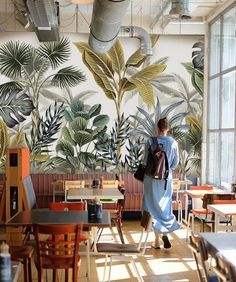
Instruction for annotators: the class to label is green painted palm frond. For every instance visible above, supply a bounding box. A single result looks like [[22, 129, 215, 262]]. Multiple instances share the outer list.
[[161, 101, 184, 117], [0, 41, 31, 78], [0, 82, 23, 95], [129, 114, 155, 136], [51, 66, 86, 88], [136, 106, 155, 130], [37, 37, 71, 69], [32, 102, 65, 154], [24, 49, 49, 75]]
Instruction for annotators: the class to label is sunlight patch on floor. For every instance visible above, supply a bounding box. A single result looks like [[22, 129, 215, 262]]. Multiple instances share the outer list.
[[147, 258, 191, 275]]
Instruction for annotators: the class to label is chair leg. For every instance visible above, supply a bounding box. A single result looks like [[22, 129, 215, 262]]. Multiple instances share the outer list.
[[86, 239, 90, 280], [112, 218, 125, 244], [186, 212, 194, 241], [23, 258, 28, 282], [27, 258, 32, 282], [73, 266, 78, 282], [108, 256, 113, 282], [130, 258, 144, 282], [65, 269, 69, 282], [102, 254, 108, 282], [53, 269, 57, 282]]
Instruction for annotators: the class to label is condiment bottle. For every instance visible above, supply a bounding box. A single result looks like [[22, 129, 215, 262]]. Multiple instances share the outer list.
[[0, 241, 11, 281]]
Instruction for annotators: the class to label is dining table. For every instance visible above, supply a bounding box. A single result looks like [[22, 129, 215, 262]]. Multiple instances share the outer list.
[[207, 204, 236, 232], [66, 187, 124, 202], [184, 188, 225, 225], [200, 232, 236, 267], [7, 209, 111, 253]]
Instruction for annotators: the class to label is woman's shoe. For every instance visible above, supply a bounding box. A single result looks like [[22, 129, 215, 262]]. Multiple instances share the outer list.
[[162, 235, 171, 249], [151, 242, 161, 249]]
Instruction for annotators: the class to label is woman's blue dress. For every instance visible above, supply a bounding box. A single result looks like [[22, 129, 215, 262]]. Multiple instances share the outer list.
[[142, 135, 181, 234]]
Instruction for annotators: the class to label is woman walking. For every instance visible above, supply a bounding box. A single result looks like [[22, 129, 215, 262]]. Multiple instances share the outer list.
[[143, 117, 180, 249]]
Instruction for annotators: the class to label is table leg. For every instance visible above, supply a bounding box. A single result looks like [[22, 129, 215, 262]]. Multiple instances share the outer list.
[[214, 214, 220, 232], [92, 226, 98, 253]]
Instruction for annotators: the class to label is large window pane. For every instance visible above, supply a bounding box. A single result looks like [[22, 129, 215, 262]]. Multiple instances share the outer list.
[[221, 71, 235, 128], [209, 19, 221, 76], [222, 7, 236, 70], [208, 132, 220, 184], [209, 78, 219, 129], [220, 132, 234, 188]]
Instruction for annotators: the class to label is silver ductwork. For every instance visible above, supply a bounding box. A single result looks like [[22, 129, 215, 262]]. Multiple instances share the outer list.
[[119, 26, 152, 56], [25, 0, 60, 42], [89, 0, 130, 54], [169, 0, 191, 19]]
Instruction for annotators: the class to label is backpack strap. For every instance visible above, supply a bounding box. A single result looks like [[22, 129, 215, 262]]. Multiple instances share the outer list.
[[163, 151, 169, 190]]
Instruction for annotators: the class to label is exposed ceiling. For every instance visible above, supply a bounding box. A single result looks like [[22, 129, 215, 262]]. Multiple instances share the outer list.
[[0, 0, 227, 35]]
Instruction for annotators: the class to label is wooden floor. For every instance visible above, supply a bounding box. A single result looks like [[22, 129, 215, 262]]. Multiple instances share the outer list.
[[1, 220, 200, 282]]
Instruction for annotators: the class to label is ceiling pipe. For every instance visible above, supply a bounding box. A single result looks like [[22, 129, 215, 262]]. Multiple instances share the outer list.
[[88, 0, 130, 54], [119, 26, 152, 56], [169, 0, 191, 19]]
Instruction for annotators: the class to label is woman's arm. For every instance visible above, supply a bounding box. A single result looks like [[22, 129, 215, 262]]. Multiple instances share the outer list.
[[170, 142, 179, 171]]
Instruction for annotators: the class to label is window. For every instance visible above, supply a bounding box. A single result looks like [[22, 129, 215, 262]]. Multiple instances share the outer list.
[[207, 3, 236, 190]]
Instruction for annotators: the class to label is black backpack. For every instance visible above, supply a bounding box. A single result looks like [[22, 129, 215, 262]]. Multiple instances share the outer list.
[[145, 137, 169, 189]]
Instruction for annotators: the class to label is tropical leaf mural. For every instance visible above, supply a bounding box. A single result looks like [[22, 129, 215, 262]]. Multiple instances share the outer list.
[[43, 98, 110, 173], [74, 36, 165, 163], [0, 38, 86, 150]]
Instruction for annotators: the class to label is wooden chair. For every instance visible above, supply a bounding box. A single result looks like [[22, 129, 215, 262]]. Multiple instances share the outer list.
[[172, 179, 183, 223], [213, 252, 236, 282], [186, 187, 234, 239], [33, 223, 83, 282], [49, 202, 91, 279], [64, 180, 85, 202], [96, 210, 152, 282], [97, 186, 126, 244], [9, 245, 34, 282], [188, 233, 218, 282]]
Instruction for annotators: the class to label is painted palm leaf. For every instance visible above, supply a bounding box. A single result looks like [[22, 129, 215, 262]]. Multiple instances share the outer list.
[[71, 116, 88, 131], [74, 130, 93, 147], [0, 82, 23, 95], [56, 139, 74, 157], [37, 37, 71, 69], [0, 41, 31, 78], [51, 66, 86, 88], [0, 89, 34, 128]]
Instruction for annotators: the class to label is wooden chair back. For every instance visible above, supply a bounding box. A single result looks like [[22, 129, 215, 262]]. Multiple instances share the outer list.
[[22, 176, 37, 210], [214, 252, 236, 282], [212, 199, 236, 205], [49, 202, 85, 211], [33, 223, 83, 282], [202, 193, 235, 209], [64, 180, 85, 191], [100, 178, 119, 189]]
